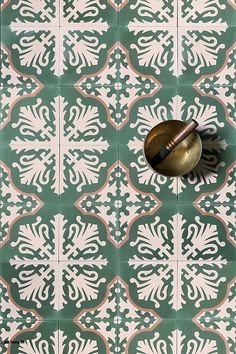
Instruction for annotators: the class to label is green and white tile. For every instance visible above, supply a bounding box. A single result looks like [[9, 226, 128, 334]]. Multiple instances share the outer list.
[[60, 144, 118, 204], [178, 27, 236, 85], [118, 205, 178, 261], [59, 86, 118, 147], [178, 0, 236, 27], [59, 204, 118, 262], [119, 144, 178, 203], [177, 86, 236, 145], [119, 262, 178, 320], [0, 321, 59, 354], [61, 0, 118, 27], [1, 86, 60, 145], [76, 38, 161, 129], [61, 27, 118, 85], [119, 27, 178, 86], [1, 27, 60, 85], [177, 320, 230, 354], [178, 274, 236, 353], [0, 204, 59, 262], [59, 321, 111, 354], [178, 205, 236, 261], [177, 261, 235, 320], [193, 276, 236, 354], [0, 144, 59, 204], [59, 262, 118, 320], [0, 262, 60, 320], [1, 0, 60, 26], [177, 144, 236, 203], [0, 0, 236, 348], [119, 0, 177, 27], [126, 320, 178, 354], [119, 87, 178, 144]]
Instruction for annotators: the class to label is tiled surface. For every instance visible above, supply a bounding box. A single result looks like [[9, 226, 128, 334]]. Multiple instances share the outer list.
[[0, 1, 236, 353]]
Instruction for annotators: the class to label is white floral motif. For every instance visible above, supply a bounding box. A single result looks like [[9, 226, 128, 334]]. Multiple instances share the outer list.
[[128, 0, 177, 26], [11, 214, 107, 261], [0, 45, 42, 129], [0, 278, 40, 345], [130, 28, 178, 77], [129, 261, 227, 311], [9, 212, 107, 310], [77, 277, 160, 354], [137, 331, 177, 354], [180, 0, 228, 26], [10, 96, 108, 194], [10, 259, 107, 311], [195, 44, 236, 128], [0, 162, 42, 247], [10, 0, 60, 26], [131, 213, 226, 262], [77, 162, 161, 248], [195, 163, 236, 246], [179, 29, 226, 76], [19, 331, 59, 354], [177, 330, 218, 354], [63, 0, 108, 25], [77, 43, 160, 129], [59, 330, 98, 354], [10, 27, 107, 77], [194, 279, 236, 354]]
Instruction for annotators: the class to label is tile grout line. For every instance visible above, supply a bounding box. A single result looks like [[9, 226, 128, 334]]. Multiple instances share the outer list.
[[176, 2, 179, 346]]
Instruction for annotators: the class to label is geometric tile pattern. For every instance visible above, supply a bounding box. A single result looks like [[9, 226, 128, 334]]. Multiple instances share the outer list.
[[0, 1, 235, 353]]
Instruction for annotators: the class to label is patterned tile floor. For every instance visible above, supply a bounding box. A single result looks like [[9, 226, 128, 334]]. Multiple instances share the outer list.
[[0, 1, 236, 353]]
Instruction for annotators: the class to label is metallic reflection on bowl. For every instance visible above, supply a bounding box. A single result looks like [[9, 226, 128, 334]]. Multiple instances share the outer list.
[[144, 120, 202, 177]]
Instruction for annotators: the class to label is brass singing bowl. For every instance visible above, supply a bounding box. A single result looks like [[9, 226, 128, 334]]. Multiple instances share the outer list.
[[144, 120, 202, 177]]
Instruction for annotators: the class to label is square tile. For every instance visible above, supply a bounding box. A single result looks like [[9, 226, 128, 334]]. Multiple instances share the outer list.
[[61, 0, 118, 27], [59, 262, 118, 320], [177, 86, 236, 146], [59, 204, 118, 262], [119, 144, 178, 203], [1, 27, 60, 86], [60, 27, 118, 85], [119, 87, 178, 144], [0, 262, 60, 320], [127, 320, 177, 354], [1, 0, 60, 26], [178, 204, 236, 261], [59, 320, 111, 354], [178, 0, 236, 27], [119, 0, 177, 26], [0, 321, 59, 354], [177, 145, 236, 203], [178, 27, 236, 85], [118, 205, 178, 261], [59, 144, 118, 203], [0, 42, 43, 86], [59, 86, 118, 147], [177, 320, 231, 354], [119, 27, 178, 86], [0, 144, 60, 204], [1, 86, 60, 145], [119, 261, 178, 320], [177, 261, 235, 320], [116, 278, 176, 353], [0, 204, 59, 261]]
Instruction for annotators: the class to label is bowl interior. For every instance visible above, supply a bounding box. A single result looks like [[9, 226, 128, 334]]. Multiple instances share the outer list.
[[144, 121, 202, 177]]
